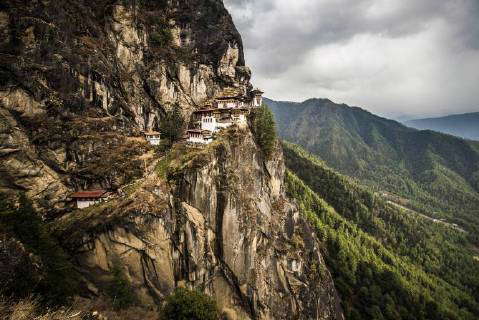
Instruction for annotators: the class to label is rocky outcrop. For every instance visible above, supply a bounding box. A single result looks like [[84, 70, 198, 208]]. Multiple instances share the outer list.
[[57, 128, 343, 319], [1, 1, 344, 318], [0, 0, 249, 207]]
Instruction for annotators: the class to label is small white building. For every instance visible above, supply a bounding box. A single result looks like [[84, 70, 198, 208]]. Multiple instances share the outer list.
[[70, 190, 110, 209], [251, 88, 264, 107], [187, 129, 213, 144], [144, 131, 161, 145]]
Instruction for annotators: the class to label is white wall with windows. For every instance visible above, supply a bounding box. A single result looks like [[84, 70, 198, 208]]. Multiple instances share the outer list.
[[188, 132, 213, 144], [77, 199, 103, 209], [201, 116, 217, 132], [146, 135, 161, 145]]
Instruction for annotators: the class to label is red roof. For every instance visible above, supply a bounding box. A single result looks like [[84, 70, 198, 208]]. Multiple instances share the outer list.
[[144, 131, 160, 136], [70, 190, 108, 199]]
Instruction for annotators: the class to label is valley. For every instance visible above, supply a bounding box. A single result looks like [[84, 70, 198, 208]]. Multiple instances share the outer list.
[[267, 97, 479, 241], [378, 192, 467, 233], [282, 142, 479, 319], [405, 112, 479, 141]]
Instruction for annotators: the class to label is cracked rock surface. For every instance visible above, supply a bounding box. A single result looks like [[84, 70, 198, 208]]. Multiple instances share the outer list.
[[1, 1, 344, 318], [56, 131, 343, 319]]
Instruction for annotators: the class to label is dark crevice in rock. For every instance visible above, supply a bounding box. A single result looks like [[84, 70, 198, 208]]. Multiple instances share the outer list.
[[214, 144, 256, 319]]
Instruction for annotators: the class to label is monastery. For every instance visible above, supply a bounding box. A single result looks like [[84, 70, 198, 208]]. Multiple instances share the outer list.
[[186, 88, 264, 144], [73, 88, 264, 210]]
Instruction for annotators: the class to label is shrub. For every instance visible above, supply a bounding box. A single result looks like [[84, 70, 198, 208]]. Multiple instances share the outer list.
[[106, 263, 137, 310], [161, 288, 218, 320], [252, 104, 277, 158], [0, 231, 40, 300], [150, 29, 173, 47], [0, 193, 79, 306]]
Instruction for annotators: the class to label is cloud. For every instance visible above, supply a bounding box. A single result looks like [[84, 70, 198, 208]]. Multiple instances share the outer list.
[[224, 0, 479, 118]]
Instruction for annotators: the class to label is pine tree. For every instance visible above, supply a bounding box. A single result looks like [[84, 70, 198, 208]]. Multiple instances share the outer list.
[[253, 104, 277, 158], [160, 103, 185, 145]]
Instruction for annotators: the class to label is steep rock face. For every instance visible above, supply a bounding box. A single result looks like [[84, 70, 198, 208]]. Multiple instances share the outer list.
[[57, 129, 343, 319], [0, 0, 249, 208], [2, 1, 344, 318]]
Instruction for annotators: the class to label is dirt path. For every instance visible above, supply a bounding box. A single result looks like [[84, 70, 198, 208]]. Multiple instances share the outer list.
[[386, 200, 467, 233]]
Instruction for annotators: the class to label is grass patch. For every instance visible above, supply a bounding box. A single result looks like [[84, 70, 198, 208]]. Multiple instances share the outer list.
[[155, 140, 225, 180], [123, 180, 143, 196]]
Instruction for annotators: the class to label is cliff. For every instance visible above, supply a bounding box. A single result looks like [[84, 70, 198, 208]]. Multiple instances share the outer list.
[[0, 0, 250, 210], [0, 1, 343, 318], [55, 128, 343, 319]]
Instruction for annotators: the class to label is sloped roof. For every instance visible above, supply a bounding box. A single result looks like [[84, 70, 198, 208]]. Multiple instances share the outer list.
[[187, 129, 212, 135], [70, 190, 108, 199], [194, 108, 216, 113], [144, 131, 160, 136], [216, 87, 243, 99], [251, 88, 264, 94]]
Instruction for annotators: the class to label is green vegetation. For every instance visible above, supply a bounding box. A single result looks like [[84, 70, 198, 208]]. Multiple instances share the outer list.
[[150, 29, 173, 47], [252, 104, 277, 158], [283, 142, 479, 320], [161, 288, 218, 320], [107, 262, 137, 310], [160, 104, 185, 147], [19, 112, 149, 191], [76, 137, 147, 190], [268, 98, 479, 240], [0, 193, 79, 306], [155, 139, 222, 181], [148, 13, 173, 48]]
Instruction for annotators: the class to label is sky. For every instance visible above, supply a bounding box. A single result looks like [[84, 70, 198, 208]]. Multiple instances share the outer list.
[[223, 0, 479, 119]]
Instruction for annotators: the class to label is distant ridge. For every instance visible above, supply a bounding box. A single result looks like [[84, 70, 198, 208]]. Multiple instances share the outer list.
[[405, 112, 479, 141], [265, 97, 479, 237]]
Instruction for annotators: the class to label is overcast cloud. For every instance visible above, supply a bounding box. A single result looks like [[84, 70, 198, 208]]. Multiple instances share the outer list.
[[224, 0, 479, 118]]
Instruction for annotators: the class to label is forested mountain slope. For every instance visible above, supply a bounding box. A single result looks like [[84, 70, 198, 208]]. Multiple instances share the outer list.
[[267, 98, 479, 238], [405, 112, 479, 141], [283, 142, 479, 320]]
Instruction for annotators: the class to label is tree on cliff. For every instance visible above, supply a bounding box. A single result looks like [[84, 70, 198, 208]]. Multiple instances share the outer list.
[[0, 193, 78, 305], [160, 104, 185, 146], [253, 104, 277, 158]]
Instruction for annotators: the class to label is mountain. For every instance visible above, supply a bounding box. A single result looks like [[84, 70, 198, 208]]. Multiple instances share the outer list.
[[283, 142, 479, 320], [0, 2, 343, 319], [3, 0, 477, 319], [405, 112, 479, 141], [266, 97, 479, 239], [0, 0, 251, 208]]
